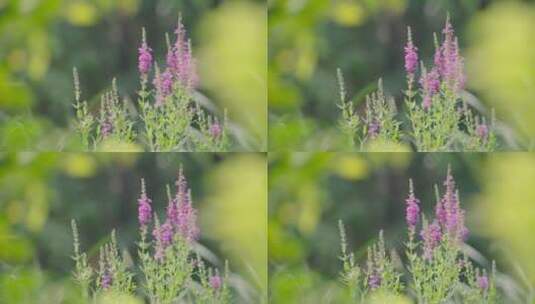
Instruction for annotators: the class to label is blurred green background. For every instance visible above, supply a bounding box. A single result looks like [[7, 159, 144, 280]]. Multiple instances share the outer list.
[[0, 152, 267, 303], [268, 0, 535, 151], [0, 0, 267, 151], [269, 152, 535, 303]]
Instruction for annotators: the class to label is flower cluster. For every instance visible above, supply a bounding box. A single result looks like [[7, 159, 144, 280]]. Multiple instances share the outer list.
[[338, 168, 499, 303], [73, 14, 230, 152], [337, 16, 497, 151], [149, 168, 199, 261], [337, 76, 400, 150], [71, 169, 231, 303]]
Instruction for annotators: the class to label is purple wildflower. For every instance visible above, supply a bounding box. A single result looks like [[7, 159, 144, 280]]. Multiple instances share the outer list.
[[101, 120, 112, 138], [476, 124, 489, 141], [477, 274, 489, 291], [438, 17, 465, 92], [177, 190, 200, 242], [176, 168, 188, 201], [404, 27, 418, 77], [427, 69, 441, 95], [421, 220, 442, 260], [210, 275, 222, 290], [153, 67, 174, 106], [161, 70, 174, 97], [210, 121, 222, 139], [433, 44, 444, 78], [101, 271, 112, 290], [159, 221, 174, 247], [405, 179, 420, 234], [166, 197, 180, 228], [138, 178, 152, 228], [153, 221, 174, 261], [163, 170, 200, 242], [422, 95, 433, 111], [435, 198, 447, 227], [420, 68, 440, 110], [138, 28, 153, 77], [368, 272, 382, 290], [166, 45, 179, 75], [175, 16, 187, 55], [368, 119, 380, 139], [169, 17, 198, 90], [439, 169, 469, 242]]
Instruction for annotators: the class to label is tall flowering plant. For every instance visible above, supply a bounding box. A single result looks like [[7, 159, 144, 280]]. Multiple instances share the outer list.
[[73, 15, 230, 152], [71, 169, 232, 303], [338, 16, 497, 151], [337, 70, 401, 149], [339, 168, 499, 303]]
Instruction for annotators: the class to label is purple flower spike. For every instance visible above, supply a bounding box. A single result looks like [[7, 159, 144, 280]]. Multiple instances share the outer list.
[[159, 221, 174, 247], [177, 190, 200, 242], [437, 16, 465, 92], [167, 197, 180, 228], [169, 17, 198, 91], [477, 274, 489, 290], [434, 45, 445, 78], [161, 70, 174, 98], [101, 271, 112, 290], [138, 178, 152, 228], [427, 69, 441, 95], [166, 45, 179, 75], [176, 168, 189, 205], [138, 28, 153, 76], [404, 27, 418, 77], [435, 199, 447, 227], [153, 220, 174, 261], [476, 124, 489, 141], [368, 119, 380, 139], [101, 120, 112, 138], [439, 169, 469, 243], [421, 220, 442, 260], [368, 272, 382, 290], [420, 68, 440, 110], [405, 179, 420, 234], [210, 121, 222, 139], [210, 275, 222, 290]]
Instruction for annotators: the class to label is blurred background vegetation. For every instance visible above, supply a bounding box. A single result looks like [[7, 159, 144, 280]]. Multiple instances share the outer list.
[[0, 152, 267, 303], [269, 152, 535, 303], [0, 0, 267, 151], [268, 0, 535, 151]]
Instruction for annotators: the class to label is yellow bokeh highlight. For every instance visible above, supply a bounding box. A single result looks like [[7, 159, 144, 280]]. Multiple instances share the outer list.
[[97, 140, 143, 152], [97, 291, 143, 304], [115, 0, 140, 16], [296, 183, 320, 235], [198, 2, 267, 149], [331, 1, 365, 27], [477, 154, 535, 284], [367, 291, 413, 304], [201, 154, 267, 296], [365, 139, 412, 153], [27, 30, 50, 80], [61, 154, 97, 178], [24, 181, 48, 233], [65, 1, 98, 27], [467, 2, 535, 142], [331, 154, 368, 180]]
